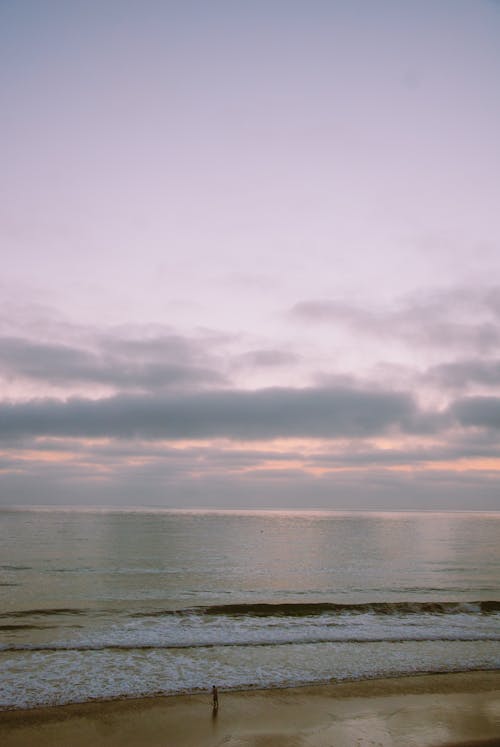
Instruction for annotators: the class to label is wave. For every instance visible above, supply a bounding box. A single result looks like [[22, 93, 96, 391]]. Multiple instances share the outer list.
[[0, 624, 60, 632], [132, 600, 500, 618], [201, 601, 500, 616], [3, 600, 500, 622], [0, 608, 88, 619], [2, 634, 500, 653]]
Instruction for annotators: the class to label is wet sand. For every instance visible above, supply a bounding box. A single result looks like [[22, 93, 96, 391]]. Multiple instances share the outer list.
[[1, 671, 499, 747]]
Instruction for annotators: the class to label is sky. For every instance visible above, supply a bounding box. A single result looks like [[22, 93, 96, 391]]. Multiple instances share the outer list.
[[1, 0, 500, 509]]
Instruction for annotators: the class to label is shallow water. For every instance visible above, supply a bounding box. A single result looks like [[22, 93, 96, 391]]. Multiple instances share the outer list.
[[1, 508, 499, 708]]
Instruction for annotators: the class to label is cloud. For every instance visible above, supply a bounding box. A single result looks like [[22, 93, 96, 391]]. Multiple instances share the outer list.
[[2, 408, 499, 509], [449, 396, 500, 430], [0, 385, 427, 441], [6, 424, 500, 479], [428, 359, 500, 389], [290, 286, 500, 353], [0, 334, 226, 392], [0, 320, 303, 397], [1, 296, 499, 509], [2, 455, 499, 510], [237, 349, 299, 368]]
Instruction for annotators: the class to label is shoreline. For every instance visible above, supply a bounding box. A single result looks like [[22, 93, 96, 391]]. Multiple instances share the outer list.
[[1, 670, 500, 746], [2, 667, 500, 714]]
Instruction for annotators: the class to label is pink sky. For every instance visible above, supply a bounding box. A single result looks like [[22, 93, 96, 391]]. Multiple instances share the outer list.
[[1, 0, 500, 508]]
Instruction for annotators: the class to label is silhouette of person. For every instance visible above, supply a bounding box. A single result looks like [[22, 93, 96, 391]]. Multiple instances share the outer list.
[[212, 684, 219, 712]]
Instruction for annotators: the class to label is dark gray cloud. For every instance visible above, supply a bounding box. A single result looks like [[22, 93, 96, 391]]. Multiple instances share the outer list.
[[428, 359, 500, 389], [0, 385, 426, 441], [0, 335, 225, 391], [449, 396, 500, 430]]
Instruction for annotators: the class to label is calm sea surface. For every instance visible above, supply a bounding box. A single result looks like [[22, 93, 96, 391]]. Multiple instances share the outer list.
[[1, 508, 499, 709]]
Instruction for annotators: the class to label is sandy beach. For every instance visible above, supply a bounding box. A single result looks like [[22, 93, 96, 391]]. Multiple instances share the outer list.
[[1, 671, 499, 747]]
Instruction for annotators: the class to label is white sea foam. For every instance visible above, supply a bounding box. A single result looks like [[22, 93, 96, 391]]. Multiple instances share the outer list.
[[1, 640, 499, 709]]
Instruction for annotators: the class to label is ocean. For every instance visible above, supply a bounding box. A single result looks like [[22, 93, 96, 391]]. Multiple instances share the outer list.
[[1, 508, 499, 710]]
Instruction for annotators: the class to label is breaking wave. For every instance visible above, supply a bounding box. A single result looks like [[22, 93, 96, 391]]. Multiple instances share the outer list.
[[132, 600, 500, 618]]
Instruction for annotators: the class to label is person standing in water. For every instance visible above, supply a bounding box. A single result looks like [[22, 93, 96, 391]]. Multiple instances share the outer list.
[[212, 685, 219, 712]]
